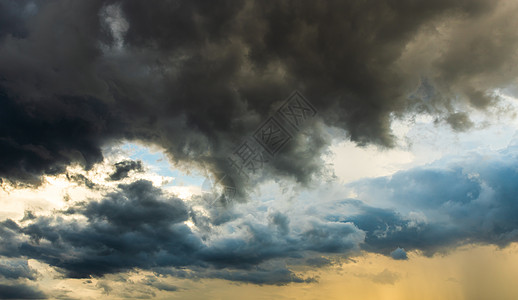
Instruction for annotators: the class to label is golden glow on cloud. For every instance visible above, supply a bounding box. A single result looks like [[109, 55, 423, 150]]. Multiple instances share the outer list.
[[22, 244, 518, 299], [3, 131, 518, 299], [4, 1, 518, 298]]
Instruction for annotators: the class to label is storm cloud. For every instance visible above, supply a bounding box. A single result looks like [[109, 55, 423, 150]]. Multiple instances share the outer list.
[[0, 180, 363, 283], [342, 141, 518, 256], [108, 159, 143, 181], [1, 0, 518, 187], [3, 0, 518, 292], [0, 259, 38, 280], [1, 140, 518, 285], [0, 283, 46, 299]]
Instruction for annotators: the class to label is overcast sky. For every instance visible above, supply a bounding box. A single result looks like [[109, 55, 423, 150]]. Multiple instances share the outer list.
[[2, 1, 518, 299]]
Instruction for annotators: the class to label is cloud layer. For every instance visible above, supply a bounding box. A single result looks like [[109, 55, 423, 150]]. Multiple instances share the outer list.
[[2, 1, 518, 296], [0, 179, 362, 284], [1, 0, 518, 186], [2, 141, 518, 289]]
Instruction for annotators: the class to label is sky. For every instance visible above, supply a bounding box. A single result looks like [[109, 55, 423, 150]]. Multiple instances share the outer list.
[[2, 0, 518, 299]]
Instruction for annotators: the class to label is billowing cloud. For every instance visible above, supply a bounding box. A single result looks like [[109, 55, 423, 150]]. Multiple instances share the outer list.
[[2, 0, 518, 294], [343, 141, 518, 255], [1, 0, 518, 187], [0, 283, 46, 299], [0, 180, 363, 284], [0, 259, 38, 280], [108, 160, 143, 181], [2, 140, 518, 286]]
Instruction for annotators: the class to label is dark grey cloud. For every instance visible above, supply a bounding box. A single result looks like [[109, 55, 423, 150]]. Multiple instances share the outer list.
[[16, 180, 199, 278], [0, 259, 38, 280], [156, 265, 315, 286], [332, 200, 460, 256], [20, 211, 36, 222], [0, 89, 122, 184], [195, 267, 315, 286], [390, 248, 408, 260], [304, 257, 333, 268], [2, 141, 518, 285], [0, 180, 362, 284], [3, 0, 518, 288], [66, 173, 96, 189], [108, 160, 143, 181], [1, 0, 518, 187], [0, 283, 46, 299], [141, 276, 179, 292], [0, 0, 34, 40], [340, 142, 518, 256]]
